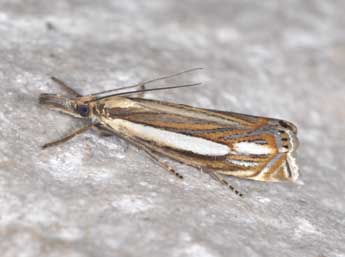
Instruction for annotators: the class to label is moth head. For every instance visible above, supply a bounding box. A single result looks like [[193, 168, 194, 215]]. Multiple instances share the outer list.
[[39, 93, 94, 119]]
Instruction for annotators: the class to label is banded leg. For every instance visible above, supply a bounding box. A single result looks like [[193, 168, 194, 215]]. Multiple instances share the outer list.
[[42, 124, 93, 149], [51, 76, 81, 97], [209, 171, 243, 197], [122, 135, 183, 179], [143, 147, 183, 179]]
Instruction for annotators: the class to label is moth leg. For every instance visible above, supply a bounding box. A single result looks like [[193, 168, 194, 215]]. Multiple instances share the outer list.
[[51, 76, 81, 97], [42, 124, 93, 149], [122, 136, 183, 179], [142, 148, 184, 179], [209, 171, 243, 197]]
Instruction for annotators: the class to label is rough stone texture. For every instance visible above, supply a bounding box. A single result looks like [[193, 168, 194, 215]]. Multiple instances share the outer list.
[[0, 1, 344, 257]]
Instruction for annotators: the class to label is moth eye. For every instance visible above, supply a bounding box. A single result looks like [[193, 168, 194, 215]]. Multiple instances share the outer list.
[[77, 104, 89, 116]]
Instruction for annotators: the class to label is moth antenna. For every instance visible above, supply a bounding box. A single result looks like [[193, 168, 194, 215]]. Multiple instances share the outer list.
[[86, 82, 202, 103], [88, 67, 203, 97]]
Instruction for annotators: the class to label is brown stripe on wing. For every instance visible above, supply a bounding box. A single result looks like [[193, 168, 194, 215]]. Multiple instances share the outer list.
[[129, 97, 268, 128], [101, 97, 274, 144], [104, 108, 256, 141], [113, 112, 225, 131], [261, 153, 289, 181], [247, 152, 293, 181], [104, 107, 274, 146]]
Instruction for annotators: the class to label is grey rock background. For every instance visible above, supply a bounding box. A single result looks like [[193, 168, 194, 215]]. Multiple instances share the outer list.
[[0, 0, 344, 257]]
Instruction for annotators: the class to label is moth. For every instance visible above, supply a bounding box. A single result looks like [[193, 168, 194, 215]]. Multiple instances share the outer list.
[[39, 68, 299, 196]]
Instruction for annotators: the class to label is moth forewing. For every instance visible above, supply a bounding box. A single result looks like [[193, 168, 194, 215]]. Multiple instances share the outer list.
[[92, 96, 299, 182]]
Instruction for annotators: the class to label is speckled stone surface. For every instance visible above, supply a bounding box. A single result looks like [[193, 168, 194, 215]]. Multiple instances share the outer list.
[[0, 1, 344, 257]]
